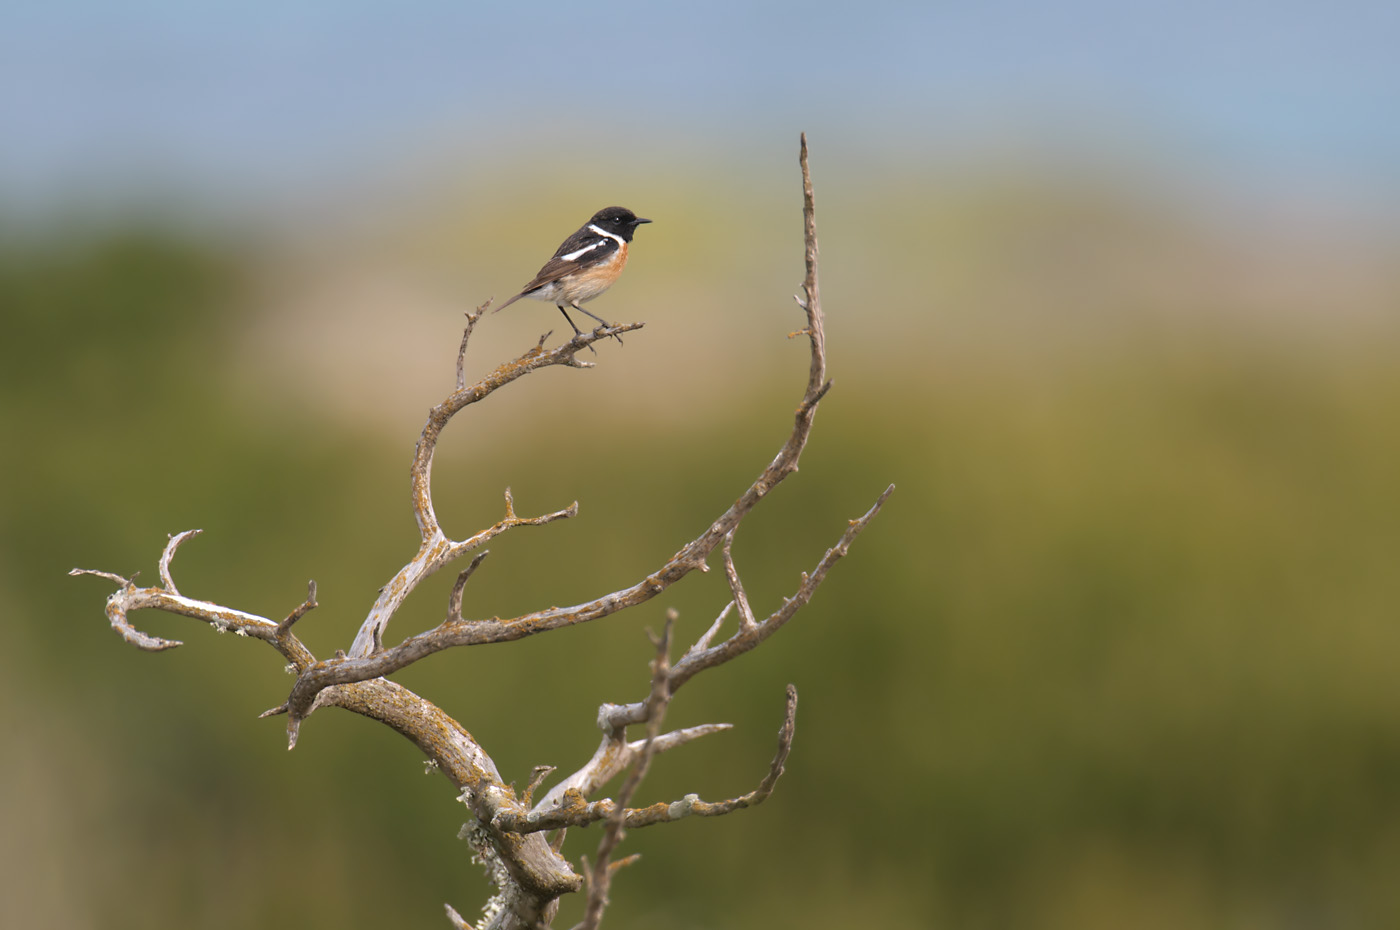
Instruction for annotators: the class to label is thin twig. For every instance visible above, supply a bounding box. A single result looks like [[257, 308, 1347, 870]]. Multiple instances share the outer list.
[[721, 528, 757, 632], [276, 580, 319, 639], [514, 687, 796, 838], [444, 902, 475, 930], [530, 723, 731, 816], [572, 614, 675, 930], [799, 132, 827, 399], [665, 484, 894, 694], [68, 568, 131, 588], [446, 552, 491, 624], [158, 529, 202, 595], [522, 765, 556, 808], [456, 300, 492, 392]]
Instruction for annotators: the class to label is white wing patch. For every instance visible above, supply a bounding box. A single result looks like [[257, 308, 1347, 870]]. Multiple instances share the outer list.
[[560, 225, 624, 263], [560, 240, 603, 262]]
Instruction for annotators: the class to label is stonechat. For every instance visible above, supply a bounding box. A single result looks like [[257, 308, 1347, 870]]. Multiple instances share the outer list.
[[495, 206, 651, 340]]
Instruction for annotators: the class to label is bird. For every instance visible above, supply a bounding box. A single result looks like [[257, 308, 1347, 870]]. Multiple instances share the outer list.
[[495, 206, 652, 342]]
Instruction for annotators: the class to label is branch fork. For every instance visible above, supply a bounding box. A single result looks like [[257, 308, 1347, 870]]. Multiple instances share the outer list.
[[72, 135, 892, 930]]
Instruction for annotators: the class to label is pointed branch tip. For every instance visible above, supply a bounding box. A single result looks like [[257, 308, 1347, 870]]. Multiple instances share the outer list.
[[276, 580, 319, 638], [158, 528, 203, 594]]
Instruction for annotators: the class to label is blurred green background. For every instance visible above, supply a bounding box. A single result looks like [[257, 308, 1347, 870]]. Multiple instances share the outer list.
[[4, 4, 1400, 929]]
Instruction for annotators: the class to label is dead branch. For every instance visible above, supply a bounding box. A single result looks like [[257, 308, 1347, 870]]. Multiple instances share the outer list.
[[276, 580, 319, 639], [530, 723, 731, 815], [71, 135, 891, 930], [456, 300, 490, 391], [569, 615, 677, 930], [275, 137, 872, 740], [70, 530, 314, 667], [503, 685, 797, 838]]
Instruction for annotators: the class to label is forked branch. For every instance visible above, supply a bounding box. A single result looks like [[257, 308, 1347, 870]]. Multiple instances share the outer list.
[[278, 136, 874, 742], [72, 135, 891, 930]]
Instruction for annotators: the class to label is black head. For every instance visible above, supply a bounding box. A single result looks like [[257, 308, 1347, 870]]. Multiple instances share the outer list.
[[589, 206, 652, 241]]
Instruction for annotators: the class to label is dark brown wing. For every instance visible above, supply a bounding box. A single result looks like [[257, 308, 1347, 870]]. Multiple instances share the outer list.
[[498, 237, 618, 308], [518, 254, 589, 292], [495, 221, 623, 311]]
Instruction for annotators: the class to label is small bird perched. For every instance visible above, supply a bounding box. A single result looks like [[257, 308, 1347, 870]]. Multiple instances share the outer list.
[[495, 206, 652, 340]]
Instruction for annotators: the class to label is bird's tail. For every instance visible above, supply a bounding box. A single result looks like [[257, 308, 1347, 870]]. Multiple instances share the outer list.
[[493, 291, 525, 313]]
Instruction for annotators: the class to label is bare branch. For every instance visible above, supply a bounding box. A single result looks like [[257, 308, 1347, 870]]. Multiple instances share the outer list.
[[665, 484, 894, 693], [68, 567, 132, 587], [445, 903, 475, 930], [285, 374, 854, 727], [533, 723, 731, 815], [73, 532, 290, 655], [74, 136, 889, 930], [680, 602, 732, 666], [346, 486, 580, 662], [446, 551, 491, 625], [158, 528, 202, 595], [573, 615, 675, 930], [93, 584, 183, 651], [522, 765, 557, 808], [319, 136, 832, 688], [579, 688, 796, 830], [70, 567, 172, 649], [586, 484, 892, 743], [276, 580, 319, 639], [456, 300, 492, 392], [606, 855, 640, 875], [338, 315, 639, 666], [512, 686, 796, 847], [73, 569, 322, 671], [623, 687, 797, 826], [688, 683, 797, 815], [329, 679, 580, 902], [799, 132, 827, 400], [410, 324, 640, 545], [721, 528, 757, 632]]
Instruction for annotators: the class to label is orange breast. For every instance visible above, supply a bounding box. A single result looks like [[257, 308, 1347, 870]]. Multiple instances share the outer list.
[[563, 242, 628, 303]]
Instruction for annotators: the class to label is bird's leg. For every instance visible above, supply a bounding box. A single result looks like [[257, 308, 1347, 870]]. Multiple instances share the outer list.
[[569, 302, 624, 346], [557, 305, 598, 355], [557, 305, 586, 337]]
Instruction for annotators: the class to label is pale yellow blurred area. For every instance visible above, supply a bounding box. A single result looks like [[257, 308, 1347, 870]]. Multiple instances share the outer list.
[[232, 150, 1400, 441]]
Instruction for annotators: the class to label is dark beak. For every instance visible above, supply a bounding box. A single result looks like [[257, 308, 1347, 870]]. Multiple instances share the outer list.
[[634, 217, 652, 225]]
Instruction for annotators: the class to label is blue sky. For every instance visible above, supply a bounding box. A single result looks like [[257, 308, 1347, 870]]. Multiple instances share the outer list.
[[2, 1, 1397, 218]]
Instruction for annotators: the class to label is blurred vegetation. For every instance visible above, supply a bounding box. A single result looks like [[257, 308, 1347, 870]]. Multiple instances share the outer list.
[[4, 172, 1400, 930]]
